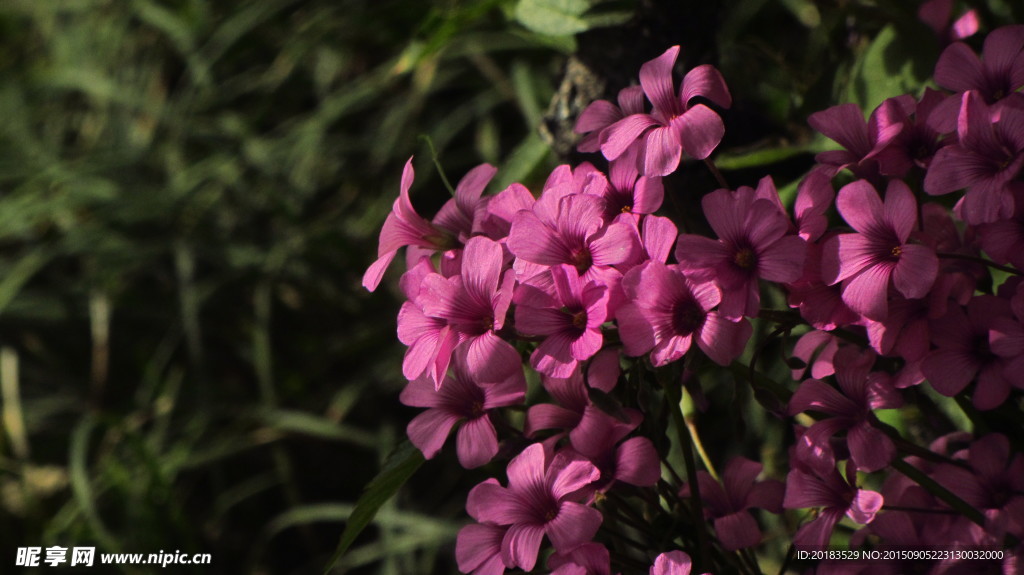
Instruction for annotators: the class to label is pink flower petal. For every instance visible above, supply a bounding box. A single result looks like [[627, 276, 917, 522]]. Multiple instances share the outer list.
[[546, 502, 602, 553], [675, 104, 725, 160], [406, 408, 460, 459], [457, 416, 499, 469], [640, 46, 681, 114], [714, 511, 761, 551], [502, 523, 546, 571]]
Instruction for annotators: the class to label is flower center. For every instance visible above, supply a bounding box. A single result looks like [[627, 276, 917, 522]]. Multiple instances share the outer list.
[[571, 249, 593, 274], [470, 401, 485, 418], [571, 310, 588, 330], [482, 315, 495, 332], [621, 204, 632, 214], [733, 247, 756, 270], [890, 245, 902, 258], [671, 299, 705, 336]]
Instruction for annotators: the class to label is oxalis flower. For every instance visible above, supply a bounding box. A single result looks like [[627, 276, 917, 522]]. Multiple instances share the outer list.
[[783, 460, 883, 549], [822, 179, 938, 321], [597, 45, 731, 177], [675, 180, 806, 320], [400, 348, 525, 469], [617, 260, 751, 366], [466, 443, 602, 572]]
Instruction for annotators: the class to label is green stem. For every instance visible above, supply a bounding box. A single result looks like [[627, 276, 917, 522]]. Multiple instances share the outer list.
[[891, 458, 985, 527], [665, 380, 713, 571]]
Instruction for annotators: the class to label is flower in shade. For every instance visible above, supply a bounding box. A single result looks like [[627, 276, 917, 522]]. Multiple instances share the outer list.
[[680, 457, 784, 551], [400, 348, 526, 469], [924, 91, 1024, 224], [568, 405, 660, 490], [675, 182, 806, 320], [783, 461, 884, 548], [598, 46, 731, 176], [922, 295, 1015, 410], [466, 443, 602, 572], [933, 24, 1024, 110], [918, 0, 979, 44], [617, 261, 751, 366], [822, 179, 939, 321], [788, 348, 903, 473], [807, 101, 907, 182], [514, 264, 610, 378]]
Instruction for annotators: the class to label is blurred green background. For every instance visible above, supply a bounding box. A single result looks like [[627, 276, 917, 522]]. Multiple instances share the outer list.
[[0, 0, 1019, 573]]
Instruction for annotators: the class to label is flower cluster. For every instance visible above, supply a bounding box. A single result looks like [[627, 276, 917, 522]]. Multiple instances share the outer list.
[[365, 27, 1024, 574]]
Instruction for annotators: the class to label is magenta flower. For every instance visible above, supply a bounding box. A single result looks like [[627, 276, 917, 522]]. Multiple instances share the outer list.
[[416, 236, 519, 386], [466, 443, 602, 572], [808, 101, 906, 182], [568, 405, 660, 490], [787, 239, 861, 331], [822, 179, 938, 320], [596, 147, 665, 221], [650, 551, 708, 575], [874, 89, 952, 177], [514, 264, 610, 378], [524, 371, 590, 438], [456, 519, 507, 575], [934, 24, 1024, 109], [477, 182, 536, 242], [617, 261, 751, 366], [575, 85, 646, 154], [783, 462, 883, 548], [924, 91, 1024, 224], [508, 192, 642, 286], [789, 348, 903, 473], [364, 159, 496, 291], [977, 184, 1024, 271], [681, 457, 784, 551], [675, 182, 806, 319], [400, 348, 526, 468], [922, 295, 1015, 410], [548, 543, 612, 575], [599, 46, 731, 176]]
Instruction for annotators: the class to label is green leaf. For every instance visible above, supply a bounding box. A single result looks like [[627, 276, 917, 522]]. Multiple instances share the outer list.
[[847, 24, 933, 113], [493, 132, 552, 190], [515, 0, 590, 37], [323, 441, 425, 574], [713, 145, 812, 171]]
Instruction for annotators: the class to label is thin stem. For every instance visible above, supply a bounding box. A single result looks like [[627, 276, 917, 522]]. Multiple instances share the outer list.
[[777, 544, 796, 575], [938, 252, 1020, 276], [704, 157, 730, 189], [665, 380, 713, 571], [686, 417, 719, 481], [418, 135, 455, 196], [891, 458, 985, 527]]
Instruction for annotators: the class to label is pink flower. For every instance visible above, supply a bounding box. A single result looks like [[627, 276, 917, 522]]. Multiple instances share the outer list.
[[575, 85, 646, 154], [400, 348, 526, 468], [650, 551, 709, 575], [508, 192, 642, 286], [456, 520, 507, 575], [808, 101, 907, 182], [599, 46, 731, 176], [416, 236, 519, 386], [918, 0, 979, 44], [922, 295, 1015, 410], [934, 25, 1024, 110], [924, 91, 1024, 224], [675, 181, 806, 319], [617, 261, 751, 366], [514, 264, 610, 378], [789, 348, 903, 473], [364, 159, 496, 291], [680, 457, 784, 551], [822, 179, 938, 320], [466, 443, 602, 572], [568, 405, 660, 490], [548, 542, 613, 575], [783, 462, 883, 548]]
